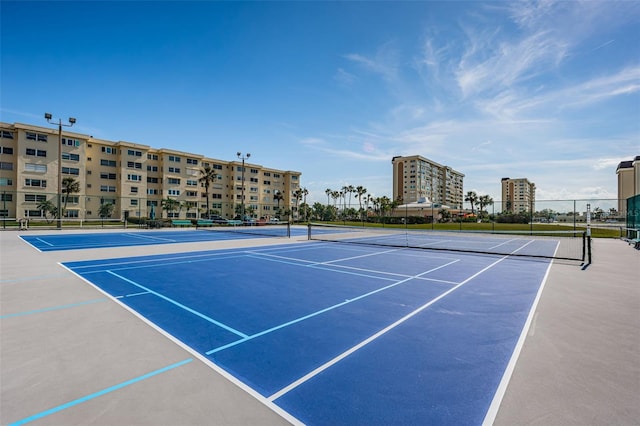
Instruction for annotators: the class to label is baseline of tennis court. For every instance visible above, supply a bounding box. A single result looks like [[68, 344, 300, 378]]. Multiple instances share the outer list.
[[61, 240, 553, 424], [20, 226, 304, 251]]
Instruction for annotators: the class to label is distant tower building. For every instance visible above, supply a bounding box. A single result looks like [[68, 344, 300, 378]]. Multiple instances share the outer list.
[[391, 155, 464, 209], [501, 177, 536, 213], [616, 156, 640, 213]]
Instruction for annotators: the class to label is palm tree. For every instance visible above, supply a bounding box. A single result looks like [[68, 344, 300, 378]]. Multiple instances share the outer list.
[[292, 188, 304, 220], [161, 197, 179, 218], [37, 199, 57, 224], [478, 195, 494, 219], [325, 188, 332, 206], [355, 185, 367, 220], [331, 190, 340, 210], [198, 166, 217, 219], [61, 177, 80, 218], [273, 190, 284, 211], [465, 191, 478, 215]]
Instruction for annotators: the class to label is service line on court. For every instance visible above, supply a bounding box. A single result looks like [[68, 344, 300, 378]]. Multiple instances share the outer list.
[[205, 258, 460, 356], [267, 253, 511, 402], [105, 270, 249, 339]]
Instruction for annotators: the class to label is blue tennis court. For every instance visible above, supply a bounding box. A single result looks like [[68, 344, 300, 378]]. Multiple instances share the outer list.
[[21, 226, 302, 251], [62, 240, 552, 424]]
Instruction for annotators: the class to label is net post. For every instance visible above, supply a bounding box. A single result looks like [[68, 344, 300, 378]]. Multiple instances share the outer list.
[[587, 234, 592, 264], [307, 223, 311, 240], [287, 221, 291, 238]]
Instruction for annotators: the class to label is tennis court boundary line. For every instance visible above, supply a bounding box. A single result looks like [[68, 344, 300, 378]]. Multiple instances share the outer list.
[[60, 262, 303, 426]]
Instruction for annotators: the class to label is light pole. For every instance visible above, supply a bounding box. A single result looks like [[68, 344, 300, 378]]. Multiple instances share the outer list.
[[236, 152, 250, 222], [45, 113, 76, 229]]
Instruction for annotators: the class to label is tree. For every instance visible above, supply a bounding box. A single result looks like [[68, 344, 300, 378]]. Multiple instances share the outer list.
[[273, 190, 284, 210], [161, 197, 179, 218], [477, 195, 494, 219], [355, 185, 367, 220], [37, 199, 57, 224], [465, 191, 478, 215], [98, 202, 114, 219], [61, 177, 80, 218], [325, 188, 332, 206], [198, 166, 217, 218]]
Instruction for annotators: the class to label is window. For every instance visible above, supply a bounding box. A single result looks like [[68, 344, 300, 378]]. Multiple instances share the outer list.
[[187, 158, 198, 165], [147, 177, 159, 183], [100, 159, 117, 167], [1, 130, 14, 139], [1, 147, 13, 154], [212, 193, 222, 199], [100, 173, 117, 180], [127, 174, 141, 181], [168, 167, 181, 173], [147, 165, 158, 172], [62, 195, 79, 204], [26, 132, 48, 142], [167, 178, 180, 185], [0, 193, 13, 201], [131, 187, 138, 193], [0, 177, 13, 186], [100, 185, 117, 192], [250, 168, 259, 174], [101, 146, 116, 154], [24, 194, 47, 203], [213, 164, 222, 170], [167, 189, 180, 196], [168, 155, 181, 162], [250, 177, 258, 183], [25, 163, 47, 173], [130, 199, 138, 206], [0, 162, 13, 170], [25, 179, 46, 187], [186, 179, 198, 186], [26, 148, 47, 157], [273, 173, 280, 178], [186, 191, 198, 197], [62, 153, 80, 161], [264, 172, 271, 177], [127, 149, 142, 156], [63, 210, 79, 218], [263, 180, 271, 185], [62, 167, 80, 175], [147, 153, 158, 160], [147, 189, 159, 195], [127, 161, 142, 169], [62, 138, 80, 147]]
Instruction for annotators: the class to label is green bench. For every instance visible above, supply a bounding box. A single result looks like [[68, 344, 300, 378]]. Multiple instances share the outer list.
[[171, 220, 192, 227], [196, 219, 214, 227]]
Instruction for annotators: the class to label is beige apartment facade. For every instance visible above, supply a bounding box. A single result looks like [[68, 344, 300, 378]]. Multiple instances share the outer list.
[[501, 177, 536, 213], [0, 122, 301, 221], [616, 156, 640, 214], [391, 155, 464, 209]]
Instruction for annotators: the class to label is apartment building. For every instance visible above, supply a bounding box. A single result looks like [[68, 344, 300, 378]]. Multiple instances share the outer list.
[[0, 122, 301, 221], [616, 156, 640, 214], [391, 155, 464, 209], [501, 177, 536, 213]]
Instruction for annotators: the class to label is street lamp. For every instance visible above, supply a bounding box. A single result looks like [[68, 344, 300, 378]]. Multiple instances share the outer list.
[[236, 152, 250, 222], [45, 113, 76, 229]]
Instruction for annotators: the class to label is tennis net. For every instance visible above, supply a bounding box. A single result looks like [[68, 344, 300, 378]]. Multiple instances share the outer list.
[[198, 221, 291, 238], [308, 223, 589, 262]]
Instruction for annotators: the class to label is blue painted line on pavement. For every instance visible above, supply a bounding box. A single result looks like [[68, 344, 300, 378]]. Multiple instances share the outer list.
[[0, 298, 107, 319], [8, 358, 193, 425]]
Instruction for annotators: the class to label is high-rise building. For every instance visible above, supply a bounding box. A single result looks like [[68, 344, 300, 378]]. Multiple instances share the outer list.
[[501, 177, 535, 213], [391, 155, 464, 209], [0, 122, 301, 221], [616, 156, 640, 213]]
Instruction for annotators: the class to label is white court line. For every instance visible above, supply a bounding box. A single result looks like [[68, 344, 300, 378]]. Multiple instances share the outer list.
[[35, 237, 54, 246], [267, 254, 510, 402]]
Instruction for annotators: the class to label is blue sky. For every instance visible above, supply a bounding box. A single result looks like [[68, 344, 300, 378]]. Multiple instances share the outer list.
[[1, 0, 638, 206]]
